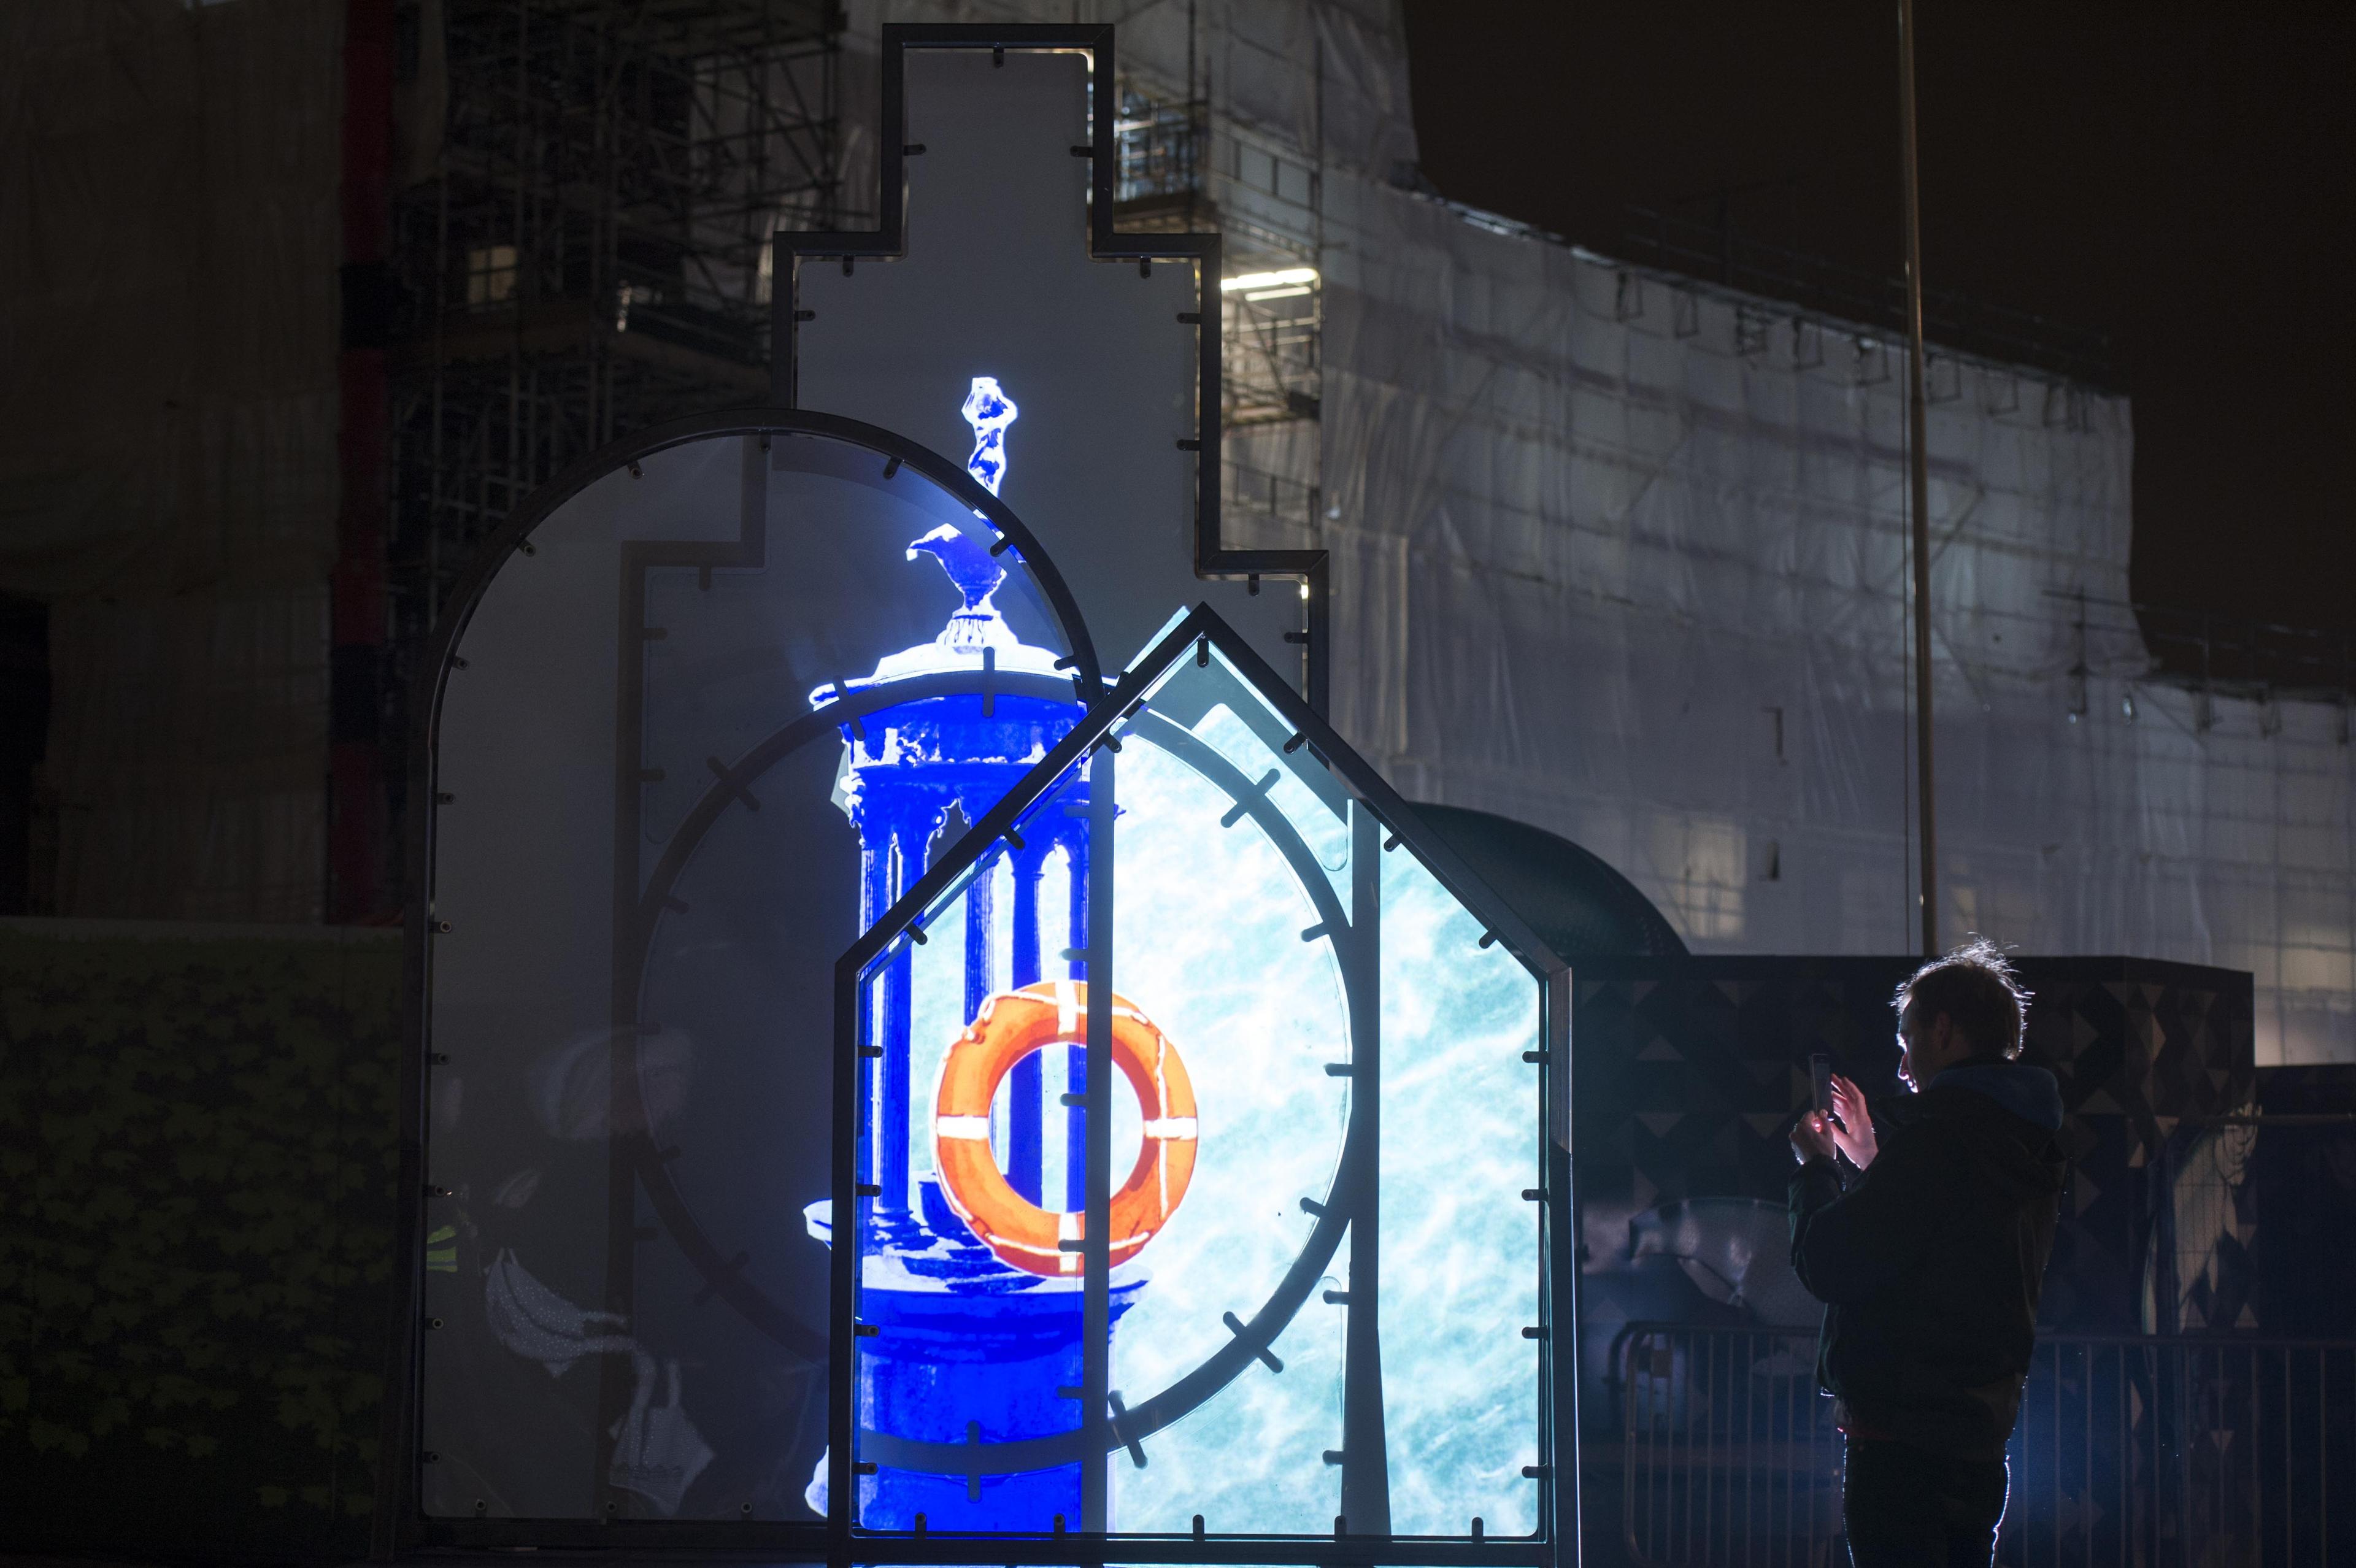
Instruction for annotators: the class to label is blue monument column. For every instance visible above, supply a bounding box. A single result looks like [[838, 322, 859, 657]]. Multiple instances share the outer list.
[[801, 380, 1139, 1530]]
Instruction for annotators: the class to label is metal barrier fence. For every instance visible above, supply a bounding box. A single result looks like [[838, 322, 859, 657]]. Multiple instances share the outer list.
[[1619, 1324, 2356, 1568]]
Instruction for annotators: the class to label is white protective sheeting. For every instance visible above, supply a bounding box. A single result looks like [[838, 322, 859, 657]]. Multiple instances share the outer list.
[[0, 0, 340, 921], [844, 2, 2354, 1065], [1306, 196, 2352, 1070]]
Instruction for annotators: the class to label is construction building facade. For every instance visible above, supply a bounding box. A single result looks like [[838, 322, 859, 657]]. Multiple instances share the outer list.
[[1, 0, 2349, 1064]]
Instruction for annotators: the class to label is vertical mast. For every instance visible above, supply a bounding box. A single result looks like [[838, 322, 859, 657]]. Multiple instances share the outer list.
[[1898, 0, 1939, 957]]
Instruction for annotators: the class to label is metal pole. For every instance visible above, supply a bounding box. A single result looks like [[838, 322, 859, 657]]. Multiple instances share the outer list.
[[1338, 803, 1390, 1533], [1080, 747, 1116, 1534], [1898, 0, 1938, 957]]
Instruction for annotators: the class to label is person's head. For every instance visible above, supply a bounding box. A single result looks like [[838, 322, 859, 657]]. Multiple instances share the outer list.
[[1892, 937, 2032, 1091]]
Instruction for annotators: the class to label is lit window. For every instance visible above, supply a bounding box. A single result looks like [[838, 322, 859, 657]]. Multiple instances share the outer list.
[[1220, 266, 1318, 294], [464, 245, 517, 307]]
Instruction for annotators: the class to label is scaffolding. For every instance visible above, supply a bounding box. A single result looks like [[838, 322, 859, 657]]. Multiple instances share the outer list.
[[1622, 202, 2115, 389], [1108, 77, 1325, 550], [2054, 589, 2356, 734], [387, 0, 841, 656]]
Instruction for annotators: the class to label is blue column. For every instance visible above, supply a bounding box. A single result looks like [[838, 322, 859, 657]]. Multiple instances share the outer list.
[[879, 820, 915, 1215], [961, 849, 995, 1034], [1006, 840, 1048, 1204], [1062, 812, 1089, 1216], [855, 802, 893, 1197], [872, 792, 945, 1216]]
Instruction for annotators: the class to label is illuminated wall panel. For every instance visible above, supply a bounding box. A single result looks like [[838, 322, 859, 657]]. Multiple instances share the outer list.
[[838, 607, 1566, 1548], [417, 412, 1094, 1525], [1378, 850, 1544, 1535]]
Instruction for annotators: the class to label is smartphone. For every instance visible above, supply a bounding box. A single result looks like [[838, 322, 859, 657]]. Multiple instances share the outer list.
[[1810, 1053, 1835, 1119]]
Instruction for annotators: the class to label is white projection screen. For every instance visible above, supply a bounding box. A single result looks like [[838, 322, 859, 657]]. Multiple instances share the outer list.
[[414, 415, 1099, 1524]]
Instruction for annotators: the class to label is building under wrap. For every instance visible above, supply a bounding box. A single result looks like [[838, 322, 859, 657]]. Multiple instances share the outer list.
[[0, 0, 2346, 1064], [834, 0, 2352, 1066]]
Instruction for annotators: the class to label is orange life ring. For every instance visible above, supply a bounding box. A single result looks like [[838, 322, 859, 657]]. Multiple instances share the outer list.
[[931, 980, 1198, 1278]]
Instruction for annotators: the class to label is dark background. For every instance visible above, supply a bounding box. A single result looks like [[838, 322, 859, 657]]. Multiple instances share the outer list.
[[1399, 1, 2354, 640]]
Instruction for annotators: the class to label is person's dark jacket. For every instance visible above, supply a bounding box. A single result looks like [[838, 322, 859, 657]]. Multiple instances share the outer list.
[[1788, 1061, 2067, 1461]]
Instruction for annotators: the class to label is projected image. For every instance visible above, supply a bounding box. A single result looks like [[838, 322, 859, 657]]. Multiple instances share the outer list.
[[421, 367, 1112, 1523], [828, 615, 1551, 1540], [423, 364, 1552, 1539]]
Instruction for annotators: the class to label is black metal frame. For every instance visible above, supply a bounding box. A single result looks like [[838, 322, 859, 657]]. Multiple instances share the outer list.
[[771, 25, 1331, 713], [830, 603, 1576, 1567], [379, 406, 1103, 1557]]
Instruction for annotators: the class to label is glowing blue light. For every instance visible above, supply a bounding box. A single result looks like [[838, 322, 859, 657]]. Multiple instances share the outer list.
[[809, 376, 1062, 699], [906, 524, 1004, 620], [963, 375, 1018, 498], [801, 374, 1101, 1532]]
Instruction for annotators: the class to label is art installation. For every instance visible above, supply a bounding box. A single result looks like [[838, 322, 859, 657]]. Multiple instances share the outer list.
[[398, 26, 1571, 1562], [763, 374, 1547, 1536], [820, 492, 1558, 1541]]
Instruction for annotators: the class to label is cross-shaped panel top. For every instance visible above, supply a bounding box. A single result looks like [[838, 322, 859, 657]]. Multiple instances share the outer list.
[[779, 25, 1319, 698]]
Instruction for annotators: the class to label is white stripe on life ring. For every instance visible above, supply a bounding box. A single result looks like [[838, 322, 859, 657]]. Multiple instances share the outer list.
[[1054, 978, 1079, 1036], [935, 1114, 992, 1142], [1142, 1116, 1198, 1140]]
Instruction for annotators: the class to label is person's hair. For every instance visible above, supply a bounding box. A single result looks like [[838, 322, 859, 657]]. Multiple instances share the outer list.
[[1893, 936, 2032, 1061]]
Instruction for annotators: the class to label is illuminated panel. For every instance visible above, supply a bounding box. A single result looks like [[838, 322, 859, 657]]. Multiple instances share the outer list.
[[793, 46, 1310, 686], [1378, 848, 1544, 1534], [422, 380, 1095, 1524], [842, 605, 1558, 1544], [1100, 705, 1350, 1533]]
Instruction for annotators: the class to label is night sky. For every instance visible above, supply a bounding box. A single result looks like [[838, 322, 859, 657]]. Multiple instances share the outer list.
[[1398, 2, 2353, 642]]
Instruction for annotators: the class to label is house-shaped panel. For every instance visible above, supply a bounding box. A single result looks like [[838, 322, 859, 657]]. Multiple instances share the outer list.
[[834, 604, 1574, 1560]]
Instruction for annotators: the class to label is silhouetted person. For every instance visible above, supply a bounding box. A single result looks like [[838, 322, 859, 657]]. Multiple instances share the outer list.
[[1789, 939, 2065, 1568]]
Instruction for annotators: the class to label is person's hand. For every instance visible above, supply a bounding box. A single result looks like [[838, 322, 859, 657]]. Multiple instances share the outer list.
[[1827, 1074, 1878, 1170], [1790, 1111, 1839, 1167]]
